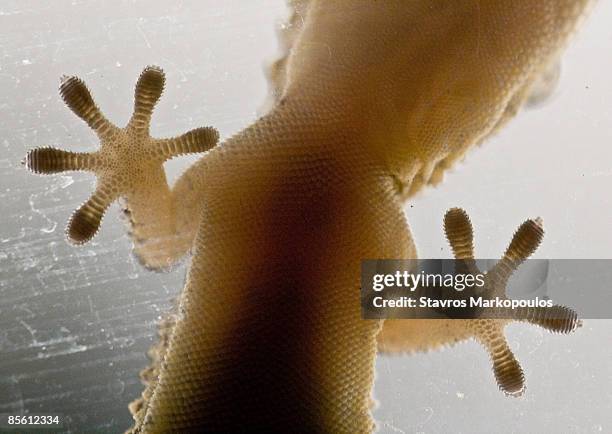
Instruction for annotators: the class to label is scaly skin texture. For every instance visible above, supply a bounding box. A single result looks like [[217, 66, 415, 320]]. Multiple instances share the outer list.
[[24, 1, 593, 432]]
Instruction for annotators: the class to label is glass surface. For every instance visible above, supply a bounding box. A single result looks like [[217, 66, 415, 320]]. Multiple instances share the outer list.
[[1, 1, 610, 432]]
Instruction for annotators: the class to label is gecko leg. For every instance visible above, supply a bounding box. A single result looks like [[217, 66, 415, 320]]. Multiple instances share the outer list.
[[444, 208, 580, 396], [23, 66, 219, 253]]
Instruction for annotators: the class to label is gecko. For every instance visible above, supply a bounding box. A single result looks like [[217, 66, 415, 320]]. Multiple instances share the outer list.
[[23, 1, 593, 432]]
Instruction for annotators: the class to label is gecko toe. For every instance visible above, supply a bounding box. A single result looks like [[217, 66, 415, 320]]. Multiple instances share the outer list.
[[68, 207, 101, 244], [67, 186, 116, 244], [24, 147, 97, 174], [515, 304, 580, 334], [59, 75, 115, 136], [154, 126, 220, 161], [129, 66, 166, 132], [444, 207, 475, 260], [470, 320, 525, 396]]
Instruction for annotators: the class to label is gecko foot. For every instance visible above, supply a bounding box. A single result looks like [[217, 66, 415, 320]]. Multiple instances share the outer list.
[[23, 66, 219, 244], [443, 208, 580, 396]]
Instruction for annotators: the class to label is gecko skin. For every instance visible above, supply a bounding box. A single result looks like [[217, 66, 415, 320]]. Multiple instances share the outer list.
[[24, 1, 593, 432]]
